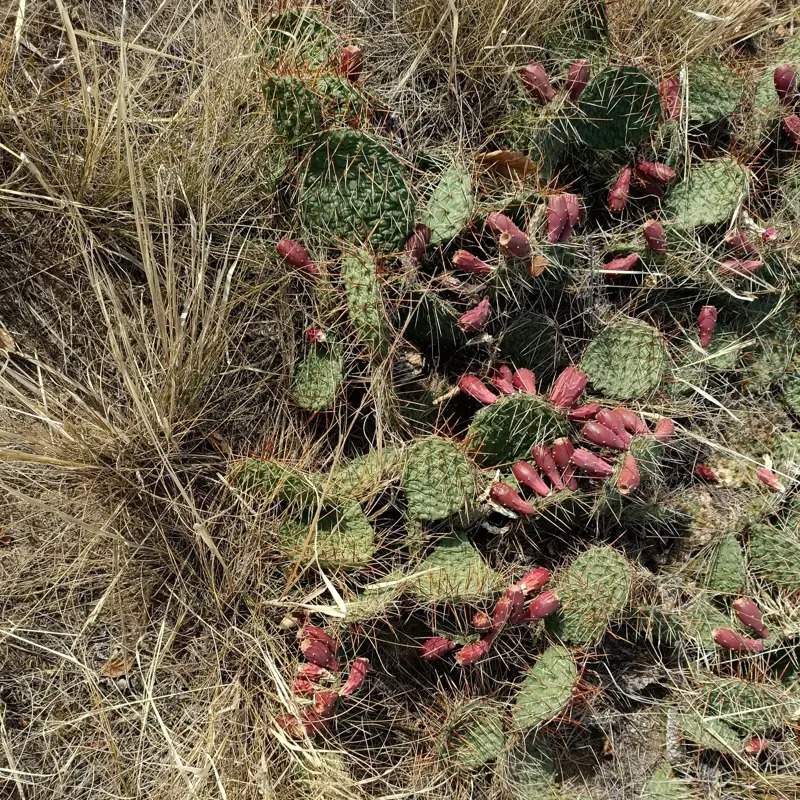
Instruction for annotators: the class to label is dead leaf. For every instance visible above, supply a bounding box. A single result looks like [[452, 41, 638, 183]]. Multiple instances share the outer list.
[[0, 328, 15, 353], [530, 255, 549, 278], [0, 529, 12, 547], [99, 654, 132, 679], [475, 149, 538, 179]]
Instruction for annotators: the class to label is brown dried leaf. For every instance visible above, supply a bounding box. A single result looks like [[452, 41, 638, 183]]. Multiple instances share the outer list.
[[475, 149, 537, 179], [0, 328, 15, 353], [99, 655, 132, 679]]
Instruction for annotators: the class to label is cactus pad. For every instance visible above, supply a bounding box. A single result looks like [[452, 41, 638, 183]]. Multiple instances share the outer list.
[[675, 709, 742, 752], [299, 129, 414, 252], [702, 535, 745, 595], [235, 459, 320, 504], [665, 158, 748, 229], [441, 700, 506, 771], [422, 162, 475, 245], [278, 501, 375, 569], [699, 675, 798, 733], [326, 447, 406, 501], [548, 546, 632, 645], [499, 313, 564, 378], [402, 437, 476, 521], [291, 344, 345, 411], [642, 764, 695, 800], [496, 104, 568, 180], [341, 249, 388, 354], [316, 74, 369, 125], [344, 574, 402, 622], [581, 319, 668, 400], [575, 66, 661, 150], [410, 535, 502, 603], [261, 9, 337, 68], [504, 740, 559, 800], [782, 373, 800, 416], [263, 76, 322, 141], [512, 645, 578, 730], [405, 293, 468, 358], [680, 595, 731, 651], [467, 393, 568, 466], [687, 59, 741, 124], [748, 523, 800, 592]]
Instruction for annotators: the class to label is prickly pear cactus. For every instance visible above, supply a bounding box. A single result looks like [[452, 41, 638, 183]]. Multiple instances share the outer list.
[[675, 708, 742, 753], [422, 162, 475, 245], [701, 535, 745, 595], [325, 447, 406, 501], [402, 437, 476, 521], [548, 546, 632, 645], [261, 8, 338, 68], [502, 739, 559, 800], [235, 458, 320, 503], [467, 393, 567, 465], [341, 248, 388, 354], [291, 343, 345, 411], [405, 293, 468, 357], [512, 645, 578, 731], [748, 523, 800, 592], [263, 76, 322, 141], [641, 763, 695, 800], [679, 595, 731, 651], [581, 319, 668, 400], [686, 59, 741, 125], [440, 700, 506, 771], [698, 675, 798, 733], [664, 158, 748, 228], [298, 129, 414, 252]]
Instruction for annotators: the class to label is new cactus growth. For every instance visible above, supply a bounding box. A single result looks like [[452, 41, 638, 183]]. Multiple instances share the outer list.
[[712, 628, 764, 653], [608, 166, 632, 213], [732, 598, 769, 639], [565, 59, 590, 101], [458, 298, 492, 333], [520, 62, 555, 104], [698, 305, 718, 348]]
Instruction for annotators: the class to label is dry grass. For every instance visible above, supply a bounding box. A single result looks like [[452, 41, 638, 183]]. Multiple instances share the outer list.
[[2, 1, 800, 799]]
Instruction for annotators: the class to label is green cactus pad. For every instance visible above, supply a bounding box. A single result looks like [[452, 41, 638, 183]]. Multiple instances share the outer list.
[[548, 546, 632, 645], [642, 764, 695, 800], [340, 249, 387, 354], [702, 535, 745, 595], [664, 158, 748, 229], [499, 313, 564, 379], [504, 740, 559, 800], [575, 66, 661, 150], [496, 104, 568, 181], [629, 436, 665, 489], [404, 293, 468, 358], [467, 393, 568, 466], [676, 709, 742, 753], [700, 675, 798, 733], [290, 344, 345, 412], [441, 700, 506, 771], [752, 34, 800, 135], [263, 76, 322, 141], [422, 162, 475, 245], [749, 523, 800, 592], [325, 447, 406, 501], [512, 645, 578, 730], [278, 501, 375, 569], [234, 458, 320, 504], [687, 59, 742, 125], [316, 74, 369, 125], [299, 129, 415, 252], [782, 373, 800, 416], [260, 9, 338, 68], [344, 574, 402, 622], [680, 595, 731, 651], [409, 535, 502, 603], [581, 319, 668, 400], [402, 437, 476, 521]]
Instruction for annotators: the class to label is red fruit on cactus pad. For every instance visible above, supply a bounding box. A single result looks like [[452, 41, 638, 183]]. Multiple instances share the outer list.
[[492, 587, 525, 631], [635, 161, 676, 185], [551, 437, 578, 488], [458, 374, 498, 405], [404, 224, 431, 263], [732, 598, 769, 639], [697, 305, 718, 348], [458, 297, 492, 333], [340, 45, 364, 81], [455, 637, 492, 666], [547, 194, 581, 243], [719, 258, 764, 276], [565, 59, 590, 101], [756, 467, 783, 492], [608, 166, 632, 213], [582, 421, 628, 450], [292, 677, 317, 696], [527, 590, 561, 620], [519, 61, 555, 104], [568, 403, 600, 421], [490, 482, 536, 515], [774, 64, 797, 103], [452, 249, 493, 274], [602, 253, 639, 272], [297, 663, 328, 681], [570, 448, 614, 477], [472, 610, 493, 630], [512, 460, 551, 497], [299, 643, 338, 672], [724, 229, 758, 255], [305, 326, 327, 343], [420, 636, 457, 660], [549, 366, 588, 408], [596, 409, 633, 446], [512, 368, 537, 394], [744, 737, 769, 755], [653, 418, 675, 443], [643, 220, 667, 254], [616, 454, 641, 494], [340, 657, 369, 697], [712, 628, 765, 654], [694, 463, 719, 482], [613, 407, 648, 435], [516, 567, 551, 595], [659, 76, 681, 120], [783, 114, 800, 145], [490, 372, 516, 395], [531, 444, 564, 490], [486, 213, 531, 258], [277, 238, 319, 275]]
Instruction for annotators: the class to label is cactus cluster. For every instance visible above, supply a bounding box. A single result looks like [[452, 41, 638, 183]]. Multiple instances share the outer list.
[[246, 7, 800, 799]]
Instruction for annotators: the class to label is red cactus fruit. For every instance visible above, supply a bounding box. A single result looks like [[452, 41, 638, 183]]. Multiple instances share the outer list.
[[635, 161, 676, 185], [596, 409, 633, 447], [613, 407, 649, 435], [300, 625, 339, 670], [565, 59, 590, 101], [602, 253, 639, 272], [608, 166, 632, 214], [719, 258, 764, 276], [531, 444, 564, 490], [697, 305, 718, 348], [653, 418, 675, 443], [756, 467, 783, 492], [527, 590, 561, 620], [340, 45, 364, 81], [458, 297, 492, 333], [472, 610, 493, 630], [762, 227, 778, 243], [497, 364, 514, 381], [774, 64, 797, 103], [549, 366, 588, 408], [570, 448, 614, 477], [420, 636, 457, 660], [551, 437, 578, 489], [512, 368, 537, 395], [292, 677, 318, 696], [582, 421, 628, 450], [519, 61, 555, 104], [732, 598, 769, 639], [305, 326, 327, 343], [458, 374, 499, 405], [616, 454, 641, 494], [659, 76, 681, 120], [568, 402, 601, 421], [547, 194, 581, 243], [643, 220, 667, 254], [300, 706, 328, 735], [452, 249, 493, 274], [744, 737, 769, 755], [694, 463, 719, 482], [512, 460, 551, 497], [712, 628, 765, 654], [724, 229, 758, 255], [486, 212, 531, 258], [455, 637, 492, 666], [490, 373, 517, 395], [783, 114, 800, 145], [297, 663, 328, 681], [490, 482, 536, 515], [404, 223, 431, 263], [277, 237, 319, 275], [516, 567, 551, 595], [275, 713, 306, 739], [340, 657, 369, 697], [492, 587, 525, 632], [313, 690, 339, 719]]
